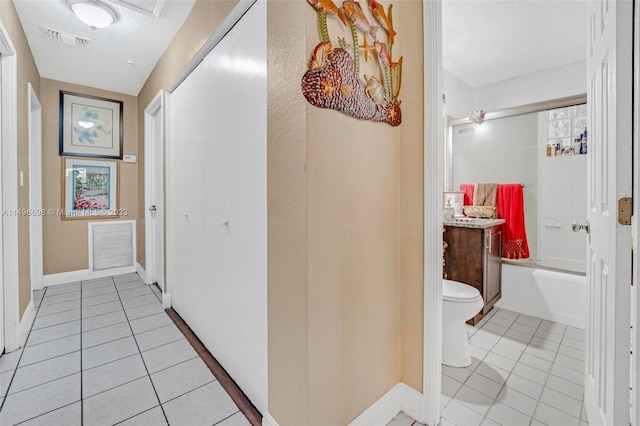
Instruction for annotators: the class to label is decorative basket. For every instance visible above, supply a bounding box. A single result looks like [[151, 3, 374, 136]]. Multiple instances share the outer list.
[[463, 205, 495, 218]]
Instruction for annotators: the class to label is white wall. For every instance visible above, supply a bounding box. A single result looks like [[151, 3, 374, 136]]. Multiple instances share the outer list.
[[472, 61, 586, 112], [444, 61, 587, 119], [536, 109, 587, 273], [444, 70, 473, 119], [166, 1, 267, 413]]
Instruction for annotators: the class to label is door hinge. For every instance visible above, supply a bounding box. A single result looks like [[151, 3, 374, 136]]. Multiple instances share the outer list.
[[618, 197, 632, 225]]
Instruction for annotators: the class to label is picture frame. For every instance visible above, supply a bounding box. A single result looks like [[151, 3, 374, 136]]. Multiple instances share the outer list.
[[62, 157, 119, 219], [60, 91, 123, 159]]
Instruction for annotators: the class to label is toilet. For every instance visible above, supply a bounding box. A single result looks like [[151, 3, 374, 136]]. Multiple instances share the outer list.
[[442, 279, 484, 367]]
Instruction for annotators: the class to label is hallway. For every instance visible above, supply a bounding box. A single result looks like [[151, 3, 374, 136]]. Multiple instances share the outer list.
[[0, 273, 250, 425]]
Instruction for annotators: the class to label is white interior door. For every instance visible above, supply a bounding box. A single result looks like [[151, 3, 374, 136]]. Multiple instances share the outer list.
[[0, 56, 3, 353], [144, 92, 165, 291], [583, 0, 633, 424], [28, 83, 42, 292]]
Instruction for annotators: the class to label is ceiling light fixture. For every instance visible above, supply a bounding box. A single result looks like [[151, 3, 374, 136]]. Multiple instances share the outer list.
[[67, 0, 118, 29]]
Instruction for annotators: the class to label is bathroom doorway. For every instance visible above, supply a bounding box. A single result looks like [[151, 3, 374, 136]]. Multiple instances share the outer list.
[[436, 1, 594, 425]]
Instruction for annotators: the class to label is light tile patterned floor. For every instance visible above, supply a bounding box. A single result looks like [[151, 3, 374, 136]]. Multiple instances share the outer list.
[[389, 308, 589, 426], [0, 273, 250, 426]]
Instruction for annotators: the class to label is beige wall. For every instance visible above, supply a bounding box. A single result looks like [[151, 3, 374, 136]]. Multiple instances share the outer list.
[[41, 79, 138, 275], [397, 3, 425, 392], [267, 1, 424, 424], [137, 0, 239, 270], [267, 1, 310, 424], [0, 2, 41, 318]]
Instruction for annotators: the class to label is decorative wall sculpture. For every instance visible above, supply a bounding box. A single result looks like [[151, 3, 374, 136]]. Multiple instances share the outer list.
[[302, 0, 403, 127]]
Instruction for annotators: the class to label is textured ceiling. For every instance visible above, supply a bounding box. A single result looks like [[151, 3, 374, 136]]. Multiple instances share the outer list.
[[442, 0, 587, 88], [14, 0, 587, 94], [13, 0, 195, 95]]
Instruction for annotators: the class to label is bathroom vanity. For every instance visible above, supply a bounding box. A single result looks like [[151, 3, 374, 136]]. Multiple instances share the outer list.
[[443, 218, 505, 325]]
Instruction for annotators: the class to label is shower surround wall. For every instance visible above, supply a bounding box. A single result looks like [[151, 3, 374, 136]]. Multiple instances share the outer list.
[[536, 107, 587, 273]]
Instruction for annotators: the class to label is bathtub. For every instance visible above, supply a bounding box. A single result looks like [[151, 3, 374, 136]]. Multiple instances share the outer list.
[[495, 261, 586, 329]]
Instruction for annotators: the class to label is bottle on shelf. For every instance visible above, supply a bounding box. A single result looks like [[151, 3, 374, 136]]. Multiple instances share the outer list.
[[580, 127, 588, 154]]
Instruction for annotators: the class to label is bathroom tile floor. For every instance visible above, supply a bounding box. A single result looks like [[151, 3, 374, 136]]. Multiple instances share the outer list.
[[390, 307, 589, 426], [0, 273, 250, 426]]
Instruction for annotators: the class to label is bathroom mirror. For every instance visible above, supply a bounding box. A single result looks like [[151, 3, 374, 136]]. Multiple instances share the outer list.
[[445, 95, 588, 275]]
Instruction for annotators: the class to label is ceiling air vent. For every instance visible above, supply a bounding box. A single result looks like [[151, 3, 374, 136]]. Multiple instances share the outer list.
[[42, 28, 90, 47], [109, 0, 165, 17]]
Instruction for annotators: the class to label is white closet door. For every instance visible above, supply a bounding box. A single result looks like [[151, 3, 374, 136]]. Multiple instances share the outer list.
[[167, 0, 267, 413]]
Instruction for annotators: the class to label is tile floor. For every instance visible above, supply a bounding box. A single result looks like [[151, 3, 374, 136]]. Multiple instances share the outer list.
[[0, 273, 250, 426], [389, 308, 589, 426]]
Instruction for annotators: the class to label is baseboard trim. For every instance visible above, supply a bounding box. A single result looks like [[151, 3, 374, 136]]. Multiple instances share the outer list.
[[165, 307, 262, 426], [43, 266, 137, 287], [348, 382, 424, 426], [136, 263, 147, 284], [17, 299, 35, 348], [399, 383, 426, 424], [261, 383, 423, 426], [162, 292, 172, 309], [262, 413, 280, 426]]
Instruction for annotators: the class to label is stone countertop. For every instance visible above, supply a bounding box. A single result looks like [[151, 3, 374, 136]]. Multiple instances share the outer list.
[[443, 218, 506, 229]]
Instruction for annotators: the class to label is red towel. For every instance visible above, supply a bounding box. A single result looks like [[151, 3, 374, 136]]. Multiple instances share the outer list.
[[459, 184, 475, 206], [497, 184, 530, 259]]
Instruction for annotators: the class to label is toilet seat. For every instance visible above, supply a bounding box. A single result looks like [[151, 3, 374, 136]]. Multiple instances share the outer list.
[[443, 279, 482, 303]]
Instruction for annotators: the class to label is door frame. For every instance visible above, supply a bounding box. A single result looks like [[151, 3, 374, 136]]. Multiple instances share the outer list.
[[28, 83, 42, 292], [633, 0, 640, 423], [0, 21, 20, 352], [144, 90, 165, 289], [422, 0, 444, 424]]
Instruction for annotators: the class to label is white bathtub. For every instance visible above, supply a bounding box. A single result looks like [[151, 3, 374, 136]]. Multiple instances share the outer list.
[[495, 262, 586, 329]]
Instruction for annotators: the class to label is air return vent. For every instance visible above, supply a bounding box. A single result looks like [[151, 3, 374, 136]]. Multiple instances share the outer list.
[[88, 221, 136, 272], [42, 27, 90, 47], [110, 0, 165, 17]]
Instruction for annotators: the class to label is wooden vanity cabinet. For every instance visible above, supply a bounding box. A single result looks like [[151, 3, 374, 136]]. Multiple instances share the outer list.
[[444, 224, 502, 325]]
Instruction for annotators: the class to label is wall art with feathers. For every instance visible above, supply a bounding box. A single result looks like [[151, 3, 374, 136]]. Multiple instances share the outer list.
[[302, 0, 403, 127]]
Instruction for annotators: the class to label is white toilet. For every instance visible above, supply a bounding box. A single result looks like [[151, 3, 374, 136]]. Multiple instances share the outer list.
[[442, 279, 484, 367]]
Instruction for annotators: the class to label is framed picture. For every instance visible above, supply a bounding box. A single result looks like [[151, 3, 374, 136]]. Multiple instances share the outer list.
[[62, 157, 119, 219], [60, 91, 123, 159]]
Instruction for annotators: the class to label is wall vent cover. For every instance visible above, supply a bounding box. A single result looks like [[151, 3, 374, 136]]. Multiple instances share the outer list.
[[42, 27, 90, 47], [89, 221, 136, 272]]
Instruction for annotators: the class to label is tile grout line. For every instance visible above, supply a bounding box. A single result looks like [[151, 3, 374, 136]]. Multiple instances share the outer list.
[[523, 317, 555, 426], [5, 369, 80, 398], [211, 409, 242, 426], [446, 310, 586, 426], [531, 325, 584, 423], [13, 400, 80, 425], [112, 404, 164, 425], [481, 312, 538, 425], [112, 278, 171, 425], [468, 312, 544, 425], [159, 377, 216, 406], [452, 312, 519, 424], [0, 287, 49, 415], [83, 371, 151, 401]]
